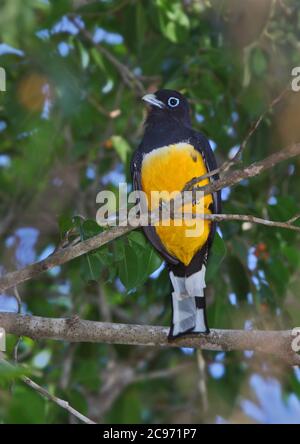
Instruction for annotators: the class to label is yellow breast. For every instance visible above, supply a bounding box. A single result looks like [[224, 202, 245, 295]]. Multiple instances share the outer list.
[[141, 143, 213, 266]]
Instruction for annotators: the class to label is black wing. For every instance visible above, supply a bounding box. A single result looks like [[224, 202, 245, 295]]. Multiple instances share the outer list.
[[130, 148, 179, 265], [191, 130, 222, 246]]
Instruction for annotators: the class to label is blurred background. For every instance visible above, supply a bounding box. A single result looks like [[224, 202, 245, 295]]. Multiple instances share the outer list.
[[1, 0, 300, 424]]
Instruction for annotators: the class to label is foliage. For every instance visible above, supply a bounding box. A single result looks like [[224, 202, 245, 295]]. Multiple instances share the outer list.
[[1, 0, 300, 424]]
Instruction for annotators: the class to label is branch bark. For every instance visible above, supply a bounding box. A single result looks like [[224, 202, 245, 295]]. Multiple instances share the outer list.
[[0, 313, 299, 366]]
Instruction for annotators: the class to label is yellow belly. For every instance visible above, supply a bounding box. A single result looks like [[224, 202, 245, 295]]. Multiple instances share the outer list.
[[141, 143, 213, 266]]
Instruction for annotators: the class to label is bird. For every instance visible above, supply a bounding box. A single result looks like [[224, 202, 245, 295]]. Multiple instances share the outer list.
[[131, 89, 221, 339]]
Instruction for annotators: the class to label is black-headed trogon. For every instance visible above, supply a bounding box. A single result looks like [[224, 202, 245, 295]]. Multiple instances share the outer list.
[[131, 90, 221, 338]]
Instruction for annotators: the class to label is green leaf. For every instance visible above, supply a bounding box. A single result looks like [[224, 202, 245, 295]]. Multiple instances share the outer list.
[[117, 239, 162, 291], [77, 41, 90, 69], [111, 135, 131, 164], [251, 47, 268, 76], [128, 230, 147, 248], [0, 361, 31, 386], [81, 250, 103, 282], [91, 47, 107, 73], [156, 0, 190, 43], [141, 245, 162, 278], [118, 243, 139, 290], [7, 385, 46, 424], [227, 255, 250, 300], [206, 232, 227, 282], [58, 214, 74, 236], [74, 218, 104, 283]]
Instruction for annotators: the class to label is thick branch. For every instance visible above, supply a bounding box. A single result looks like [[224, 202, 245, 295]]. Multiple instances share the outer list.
[[0, 313, 299, 366], [0, 144, 300, 293]]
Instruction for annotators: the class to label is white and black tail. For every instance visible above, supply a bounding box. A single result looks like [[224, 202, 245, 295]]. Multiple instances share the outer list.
[[168, 266, 209, 339]]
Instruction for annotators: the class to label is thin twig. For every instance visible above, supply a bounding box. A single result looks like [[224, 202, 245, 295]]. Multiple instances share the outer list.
[[13, 286, 22, 363], [222, 86, 290, 170], [184, 86, 290, 191], [69, 16, 145, 96], [0, 357, 96, 424], [195, 213, 300, 232], [196, 350, 208, 412], [21, 375, 96, 424]]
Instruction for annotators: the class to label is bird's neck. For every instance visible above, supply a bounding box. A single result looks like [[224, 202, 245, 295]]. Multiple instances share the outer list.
[[142, 113, 191, 153]]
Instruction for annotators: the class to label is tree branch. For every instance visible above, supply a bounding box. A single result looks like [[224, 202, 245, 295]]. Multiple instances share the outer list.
[[0, 226, 133, 293], [0, 313, 299, 366], [184, 143, 300, 192], [200, 213, 300, 232], [21, 375, 96, 424], [0, 357, 96, 424], [0, 143, 300, 293]]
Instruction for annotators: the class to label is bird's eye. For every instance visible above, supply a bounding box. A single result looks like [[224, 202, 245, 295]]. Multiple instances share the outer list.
[[168, 97, 180, 108]]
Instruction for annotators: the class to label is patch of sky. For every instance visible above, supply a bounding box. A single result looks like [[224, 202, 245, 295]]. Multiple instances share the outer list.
[[251, 275, 260, 290], [86, 165, 96, 180], [228, 145, 240, 159], [215, 352, 225, 361], [57, 281, 71, 295], [93, 26, 124, 45], [209, 139, 217, 151], [231, 111, 239, 122], [48, 266, 61, 277], [102, 79, 114, 94], [244, 319, 253, 331], [102, 163, 125, 186], [133, 67, 142, 76], [36, 29, 50, 40], [37, 244, 55, 261], [195, 113, 205, 123], [294, 366, 300, 383], [240, 179, 249, 186], [0, 43, 24, 57], [13, 228, 39, 268], [247, 247, 257, 271], [0, 155, 11, 168], [216, 227, 223, 238], [181, 347, 194, 356], [57, 41, 71, 57], [244, 350, 254, 359], [241, 374, 300, 424], [0, 121, 7, 132], [33, 350, 51, 369], [288, 164, 295, 176], [247, 292, 254, 305], [209, 362, 225, 379], [268, 196, 277, 206], [51, 15, 84, 35], [115, 277, 126, 294], [0, 294, 26, 313], [228, 292, 237, 306], [221, 187, 231, 201], [149, 262, 165, 279], [226, 126, 236, 137]]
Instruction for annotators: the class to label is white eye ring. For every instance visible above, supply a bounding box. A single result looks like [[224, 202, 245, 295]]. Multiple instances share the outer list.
[[168, 97, 180, 107]]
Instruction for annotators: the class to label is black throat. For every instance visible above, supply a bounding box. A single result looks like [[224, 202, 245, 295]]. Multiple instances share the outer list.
[[141, 111, 192, 154]]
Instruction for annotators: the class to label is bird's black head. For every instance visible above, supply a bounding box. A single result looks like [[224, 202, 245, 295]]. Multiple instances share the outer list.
[[142, 89, 191, 127]]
